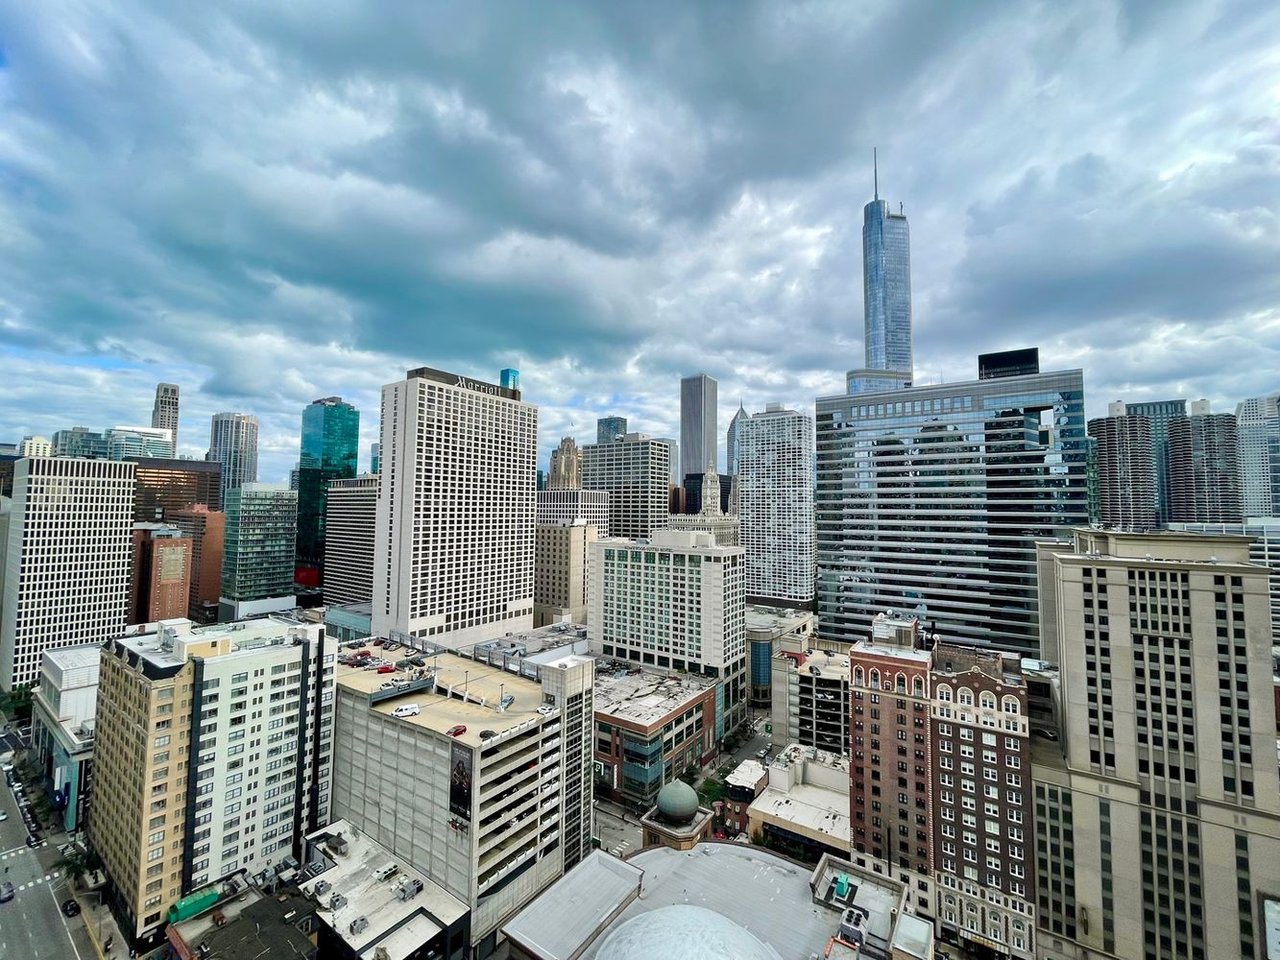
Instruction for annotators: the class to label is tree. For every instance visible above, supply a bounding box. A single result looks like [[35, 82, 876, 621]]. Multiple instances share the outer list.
[[697, 777, 725, 806], [54, 850, 90, 888]]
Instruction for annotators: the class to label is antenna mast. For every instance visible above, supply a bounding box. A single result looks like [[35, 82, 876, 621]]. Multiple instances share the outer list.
[[873, 147, 879, 201]]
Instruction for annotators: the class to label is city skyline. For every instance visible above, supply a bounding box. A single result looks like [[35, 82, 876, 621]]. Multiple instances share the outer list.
[[1, 4, 1277, 482]]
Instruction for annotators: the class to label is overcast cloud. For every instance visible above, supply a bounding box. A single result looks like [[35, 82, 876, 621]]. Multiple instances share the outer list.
[[1, 0, 1277, 480]]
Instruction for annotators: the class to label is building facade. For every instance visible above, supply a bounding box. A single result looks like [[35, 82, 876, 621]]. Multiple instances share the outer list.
[[1168, 402, 1243, 523], [323, 474, 377, 605], [1126, 399, 1187, 525], [168, 505, 225, 624], [534, 522, 599, 626], [31, 645, 101, 833], [107, 425, 174, 460], [207, 412, 259, 501], [1169, 518, 1280, 640], [296, 397, 360, 574], [371, 366, 536, 646], [596, 415, 628, 445], [680, 373, 718, 479], [861, 185, 912, 386], [129, 524, 193, 624], [726, 401, 748, 475], [1087, 403, 1157, 531], [588, 530, 747, 733], [128, 457, 222, 522], [0, 457, 135, 690], [535, 488, 610, 536], [546, 436, 582, 490], [816, 353, 1088, 655], [220, 483, 297, 621], [19, 435, 53, 457], [91, 616, 335, 949], [1033, 529, 1280, 960], [581, 433, 670, 540], [151, 382, 180, 449], [737, 403, 815, 604], [52, 426, 109, 459]]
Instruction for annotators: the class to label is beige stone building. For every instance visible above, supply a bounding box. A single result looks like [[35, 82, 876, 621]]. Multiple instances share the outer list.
[[534, 521, 599, 626], [1033, 529, 1280, 960]]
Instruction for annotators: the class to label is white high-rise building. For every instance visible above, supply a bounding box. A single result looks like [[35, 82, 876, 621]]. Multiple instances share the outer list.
[[726, 401, 749, 474], [737, 404, 815, 603], [208, 412, 259, 500], [0, 457, 135, 690], [1236, 391, 1280, 517], [151, 382, 180, 449], [372, 366, 536, 646], [588, 530, 748, 728], [324, 474, 378, 605], [680, 373, 718, 479], [106, 425, 175, 460], [536, 488, 610, 536], [18, 436, 52, 458], [581, 433, 669, 540]]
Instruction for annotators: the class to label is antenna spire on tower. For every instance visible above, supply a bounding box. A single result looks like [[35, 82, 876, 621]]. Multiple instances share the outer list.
[[873, 147, 879, 201]]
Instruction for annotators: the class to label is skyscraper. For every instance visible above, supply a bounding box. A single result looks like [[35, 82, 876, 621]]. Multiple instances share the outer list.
[[581, 433, 670, 540], [168, 504, 225, 623], [1235, 391, 1280, 516], [323, 474, 378, 605], [680, 373, 718, 479], [1087, 402, 1157, 531], [596, 415, 628, 445], [207, 412, 259, 500], [128, 523, 193, 624], [369, 441, 380, 474], [1125, 398, 1186, 524], [849, 153, 912, 394], [220, 483, 297, 621], [296, 396, 360, 572], [371, 366, 537, 646], [1168, 400, 1242, 523], [105, 425, 174, 460], [150, 382, 180, 449], [52, 426, 109, 459], [128, 456, 221, 522], [726, 401, 749, 474], [816, 350, 1087, 655], [737, 404, 815, 604], [0, 457, 135, 690], [547, 436, 582, 489]]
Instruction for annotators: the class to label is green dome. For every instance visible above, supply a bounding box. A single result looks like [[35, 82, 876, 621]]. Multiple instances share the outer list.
[[655, 779, 699, 824]]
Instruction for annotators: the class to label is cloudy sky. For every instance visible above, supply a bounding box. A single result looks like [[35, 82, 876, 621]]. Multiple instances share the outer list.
[[1, 0, 1277, 481]]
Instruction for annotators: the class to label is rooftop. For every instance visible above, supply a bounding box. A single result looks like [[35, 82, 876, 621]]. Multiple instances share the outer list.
[[115, 615, 318, 670], [748, 782, 850, 848], [170, 889, 317, 960], [744, 604, 814, 638], [772, 742, 850, 774], [43, 644, 102, 674], [464, 623, 591, 678], [725, 759, 768, 790], [336, 650, 549, 749], [593, 669, 718, 728], [300, 820, 466, 960]]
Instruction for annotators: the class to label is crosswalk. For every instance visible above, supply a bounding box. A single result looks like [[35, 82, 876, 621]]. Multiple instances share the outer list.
[[1, 869, 60, 892]]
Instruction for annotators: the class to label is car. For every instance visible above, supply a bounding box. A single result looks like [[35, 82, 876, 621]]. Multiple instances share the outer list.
[[377, 665, 396, 674], [0, 882, 14, 903], [383, 642, 400, 652], [409, 656, 427, 667], [446, 725, 467, 737], [26, 833, 44, 848], [391, 704, 421, 719], [536, 704, 556, 717], [0, 810, 7, 821], [371, 639, 385, 647], [479, 729, 497, 740], [1, 762, 12, 773], [756, 748, 770, 761], [61, 899, 81, 917]]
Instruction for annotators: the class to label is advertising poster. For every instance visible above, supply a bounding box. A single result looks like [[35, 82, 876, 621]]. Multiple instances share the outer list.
[[449, 742, 473, 821]]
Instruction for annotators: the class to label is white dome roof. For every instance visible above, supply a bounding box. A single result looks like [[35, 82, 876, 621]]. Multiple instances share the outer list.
[[595, 904, 781, 960]]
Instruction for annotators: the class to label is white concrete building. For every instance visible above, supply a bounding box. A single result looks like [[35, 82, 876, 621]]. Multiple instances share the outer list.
[[536, 487, 610, 536], [588, 530, 747, 729], [324, 474, 378, 605], [1235, 391, 1280, 517], [0, 457, 135, 690], [106, 425, 175, 460], [372, 366, 537, 647], [31, 645, 101, 832], [18, 435, 53, 458], [736, 404, 815, 604], [581, 433, 670, 540], [330, 649, 595, 954]]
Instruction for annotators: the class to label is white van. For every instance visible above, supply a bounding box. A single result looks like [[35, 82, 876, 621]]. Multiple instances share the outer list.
[[392, 704, 421, 718]]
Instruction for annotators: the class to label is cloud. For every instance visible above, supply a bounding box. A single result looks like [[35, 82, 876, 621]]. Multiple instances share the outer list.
[[0, 0, 1277, 482]]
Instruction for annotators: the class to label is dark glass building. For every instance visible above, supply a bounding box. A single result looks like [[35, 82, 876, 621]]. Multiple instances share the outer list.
[[128, 457, 222, 522], [296, 397, 360, 574]]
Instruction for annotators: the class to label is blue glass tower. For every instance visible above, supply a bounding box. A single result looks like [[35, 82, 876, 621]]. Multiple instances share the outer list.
[[297, 397, 360, 572], [853, 152, 912, 394]]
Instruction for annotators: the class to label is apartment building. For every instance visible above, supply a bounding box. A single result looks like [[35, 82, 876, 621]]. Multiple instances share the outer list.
[[931, 645, 1033, 959], [580, 433, 670, 540], [221, 483, 297, 621], [588, 530, 748, 731], [1033, 529, 1280, 960], [129, 523, 193, 624], [91, 616, 335, 950], [330, 650, 594, 956], [168, 504, 225, 624], [372, 366, 536, 646], [535, 487, 610, 535], [323, 474, 378, 605], [533, 521, 599, 626], [0, 456, 135, 690]]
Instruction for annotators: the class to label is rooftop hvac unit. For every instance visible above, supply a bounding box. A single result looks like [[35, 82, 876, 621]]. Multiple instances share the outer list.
[[328, 893, 347, 911], [396, 878, 424, 901], [313, 879, 330, 896], [349, 916, 369, 935], [327, 834, 349, 856], [839, 907, 866, 946]]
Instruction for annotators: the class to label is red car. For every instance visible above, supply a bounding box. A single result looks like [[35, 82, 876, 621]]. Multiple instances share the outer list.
[[376, 665, 396, 674], [446, 725, 467, 737]]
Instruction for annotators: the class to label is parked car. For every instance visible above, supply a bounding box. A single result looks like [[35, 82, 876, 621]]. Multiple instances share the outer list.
[[0, 810, 6, 821], [0, 882, 14, 903], [26, 833, 44, 848], [61, 899, 81, 917], [376, 665, 396, 674], [391, 704, 421, 719], [409, 656, 427, 667], [446, 725, 467, 737]]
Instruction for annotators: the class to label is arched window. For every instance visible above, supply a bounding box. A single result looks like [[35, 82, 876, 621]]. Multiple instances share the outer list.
[[937, 684, 952, 702], [870, 669, 880, 689], [853, 666, 865, 687], [912, 676, 924, 697], [1002, 696, 1020, 715], [895, 673, 907, 692], [980, 692, 997, 711], [958, 687, 974, 706]]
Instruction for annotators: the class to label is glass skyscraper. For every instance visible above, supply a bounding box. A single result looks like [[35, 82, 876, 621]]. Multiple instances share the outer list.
[[851, 160, 913, 396], [816, 352, 1087, 655], [296, 397, 360, 572], [1124, 398, 1185, 524]]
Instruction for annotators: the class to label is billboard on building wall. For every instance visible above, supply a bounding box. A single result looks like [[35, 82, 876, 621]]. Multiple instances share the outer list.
[[449, 742, 473, 821]]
